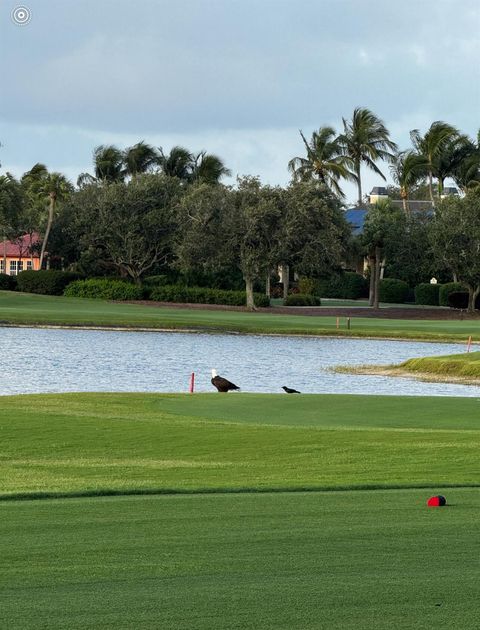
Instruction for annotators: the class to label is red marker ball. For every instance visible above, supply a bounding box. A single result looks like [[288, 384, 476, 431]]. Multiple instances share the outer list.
[[427, 495, 446, 507]]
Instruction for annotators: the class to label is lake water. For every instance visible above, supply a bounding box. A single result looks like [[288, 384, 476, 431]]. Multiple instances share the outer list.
[[1, 327, 479, 397]]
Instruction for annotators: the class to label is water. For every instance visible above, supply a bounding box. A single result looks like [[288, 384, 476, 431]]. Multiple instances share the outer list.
[[1, 327, 478, 397]]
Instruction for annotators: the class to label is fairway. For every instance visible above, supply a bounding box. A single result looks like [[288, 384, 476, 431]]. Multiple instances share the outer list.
[[1, 392, 479, 628], [1, 291, 480, 341]]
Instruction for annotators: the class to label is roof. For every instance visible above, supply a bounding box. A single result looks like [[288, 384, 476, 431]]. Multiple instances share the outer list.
[[370, 186, 388, 195], [1, 233, 41, 258], [345, 206, 368, 235]]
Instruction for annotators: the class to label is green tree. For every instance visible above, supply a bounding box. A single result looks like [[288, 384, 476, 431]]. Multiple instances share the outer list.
[[362, 200, 406, 308], [157, 146, 194, 180], [0, 173, 24, 272], [389, 151, 427, 213], [453, 130, 480, 193], [288, 127, 354, 197], [123, 141, 158, 178], [77, 145, 125, 186], [191, 152, 231, 184], [410, 121, 459, 204], [338, 107, 397, 206], [430, 188, 480, 312]]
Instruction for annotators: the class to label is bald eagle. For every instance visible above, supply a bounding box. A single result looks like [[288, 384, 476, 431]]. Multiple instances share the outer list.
[[282, 386, 301, 394], [211, 369, 240, 393]]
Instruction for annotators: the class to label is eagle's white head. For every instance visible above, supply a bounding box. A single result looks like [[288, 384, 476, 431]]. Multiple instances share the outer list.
[[211, 369, 218, 378]]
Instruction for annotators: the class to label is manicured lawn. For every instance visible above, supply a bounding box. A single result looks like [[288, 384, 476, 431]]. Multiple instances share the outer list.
[[1, 490, 479, 629], [1, 290, 479, 341], [2, 392, 479, 628], [402, 350, 480, 378], [1, 393, 479, 498]]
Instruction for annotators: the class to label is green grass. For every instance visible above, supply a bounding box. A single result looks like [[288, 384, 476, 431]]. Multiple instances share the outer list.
[[2, 392, 480, 628], [1, 290, 479, 341], [2, 489, 478, 630], [1, 393, 480, 498], [402, 351, 480, 378]]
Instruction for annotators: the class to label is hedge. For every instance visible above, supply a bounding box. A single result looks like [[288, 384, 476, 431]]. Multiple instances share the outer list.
[[17, 271, 84, 295], [447, 291, 469, 309], [414, 283, 441, 306], [439, 282, 467, 307], [148, 285, 270, 307], [284, 293, 321, 306], [64, 279, 143, 300], [0, 273, 17, 291], [378, 278, 410, 304], [317, 272, 368, 299]]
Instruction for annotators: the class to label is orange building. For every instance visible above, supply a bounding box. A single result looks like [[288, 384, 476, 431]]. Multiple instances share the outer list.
[[0, 233, 42, 275]]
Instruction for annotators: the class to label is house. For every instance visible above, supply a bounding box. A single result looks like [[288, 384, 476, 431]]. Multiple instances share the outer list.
[[0, 233, 42, 275]]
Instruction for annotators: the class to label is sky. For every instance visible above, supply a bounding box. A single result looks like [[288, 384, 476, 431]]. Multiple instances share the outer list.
[[1, 0, 479, 205]]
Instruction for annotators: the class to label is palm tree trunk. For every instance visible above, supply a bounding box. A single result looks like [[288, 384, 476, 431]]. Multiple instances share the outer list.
[[428, 169, 434, 206], [368, 254, 375, 306], [356, 162, 362, 206], [39, 195, 55, 269], [373, 247, 382, 309]]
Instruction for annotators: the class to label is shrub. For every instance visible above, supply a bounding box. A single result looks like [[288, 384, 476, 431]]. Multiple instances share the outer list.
[[414, 283, 441, 306], [439, 282, 467, 307], [64, 279, 143, 300], [143, 275, 169, 288], [298, 277, 321, 296], [284, 293, 321, 306], [149, 285, 270, 307], [270, 283, 284, 298], [317, 272, 368, 299], [17, 270, 84, 295], [378, 278, 409, 303], [0, 273, 17, 291], [447, 291, 469, 309]]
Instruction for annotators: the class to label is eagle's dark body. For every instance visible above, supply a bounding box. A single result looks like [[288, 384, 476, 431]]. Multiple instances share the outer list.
[[211, 375, 240, 393], [282, 386, 301, 394]]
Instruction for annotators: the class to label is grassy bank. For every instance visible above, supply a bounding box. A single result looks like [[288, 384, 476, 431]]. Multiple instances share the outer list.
[[1, 290, 479, 341], [1, 392, 480, 498]]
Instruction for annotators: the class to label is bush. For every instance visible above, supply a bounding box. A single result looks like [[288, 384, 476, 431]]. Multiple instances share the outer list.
[[17, 270, 84, 295], [317, 272, 368, 299], [378, 278, 409, 303], [284, 293, 321, 306], [298, 277, 321, 296], [447, 291, 469, 309], [439, 282, 467, 307], [64, 279, 143, 300], [143, 275, 169, 288], [0, 273, 17, 291], [414, 283, 441, 306], [149, 285, 270, 307]]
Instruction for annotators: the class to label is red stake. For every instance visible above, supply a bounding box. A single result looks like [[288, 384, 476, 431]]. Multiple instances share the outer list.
[[189, 372, 195, 393]]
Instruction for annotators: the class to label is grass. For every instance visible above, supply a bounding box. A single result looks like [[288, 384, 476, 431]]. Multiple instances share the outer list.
[[401, 350, 480, 378], [2, 489, 479, 630], [2, 392, 480, 628], [1, 290, 479, 342]]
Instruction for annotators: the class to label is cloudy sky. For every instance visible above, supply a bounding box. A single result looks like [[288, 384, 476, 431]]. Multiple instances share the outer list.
[[1, 0, 479, 204]]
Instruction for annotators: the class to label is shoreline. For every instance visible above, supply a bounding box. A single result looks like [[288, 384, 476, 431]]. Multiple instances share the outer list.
[[334, 365, 480, 386], [0, 321, 477, 345]]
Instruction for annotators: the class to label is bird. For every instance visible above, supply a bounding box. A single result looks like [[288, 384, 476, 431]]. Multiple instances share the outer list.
[[282, 386, 301, 394], [211, 369, 240, 393]]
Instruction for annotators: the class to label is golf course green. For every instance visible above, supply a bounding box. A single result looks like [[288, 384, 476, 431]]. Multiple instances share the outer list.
[[1, 392, 479, 628], [1, 290, 479, 341]]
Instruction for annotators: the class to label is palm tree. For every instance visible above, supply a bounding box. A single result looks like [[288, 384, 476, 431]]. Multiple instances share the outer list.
[[288, 127, 354, 197], [123, 141, 158, 178], [410, 121, 459, 204], [22, 165, 73, 268], [77, 145, 125, 187], [191, 151, 231, 184], [157, 146, 194, 180], [338, 107, 397, 206], [452, 130, 480, 193], [389, 150, 427, 213]]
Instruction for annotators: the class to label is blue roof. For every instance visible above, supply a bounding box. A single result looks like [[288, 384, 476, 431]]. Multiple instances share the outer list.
[[345, 206, 368, 235]]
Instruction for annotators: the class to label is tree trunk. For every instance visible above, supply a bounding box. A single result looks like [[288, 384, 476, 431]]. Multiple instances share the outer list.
[[373, 247, 382, 309], [428, 170, 434, 206], [265, 273, 271, 298], [39, 195, 55, 269], [245, 277, 255, 310], [368, 255, 375, 306], [356, 162, 362, 206], [467, 285, 480, 313], [282, 265, 289, 300]]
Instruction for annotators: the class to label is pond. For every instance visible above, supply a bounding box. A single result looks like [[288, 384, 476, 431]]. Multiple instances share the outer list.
[[1, 327, 479, 397]]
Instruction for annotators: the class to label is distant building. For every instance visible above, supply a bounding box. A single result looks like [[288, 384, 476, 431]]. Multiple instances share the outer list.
[[440, 186, 460, 198], [0, 233, 41, 275], [369, 186, 389, 204]]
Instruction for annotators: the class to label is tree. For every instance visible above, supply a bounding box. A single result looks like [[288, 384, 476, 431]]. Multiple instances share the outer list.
[[453, 130, 480, 193], [157, 146, 194, 180], [288, 127, 354, 197], [0, 173, 24, 272], [191, 152, 231, 184], [77, 145, 125, 186], [362, 200, 406, 308], [22, 165, 73, 268], [430, 188, 480, 312], [389, 150, 427, 213], [338, 107, 397, 206], [410, 121, 459, 204], [123, 141, 158, 178]]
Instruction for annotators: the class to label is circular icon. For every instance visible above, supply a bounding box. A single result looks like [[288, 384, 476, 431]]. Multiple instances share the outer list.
[[11, 6, 32, 26]]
